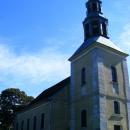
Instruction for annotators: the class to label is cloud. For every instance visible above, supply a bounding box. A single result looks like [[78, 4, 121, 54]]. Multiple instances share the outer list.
[[118, 23, 130, 82], [0, 43, 70, 91], [119, 24, 130, 49], [0, 24, 82, 96]]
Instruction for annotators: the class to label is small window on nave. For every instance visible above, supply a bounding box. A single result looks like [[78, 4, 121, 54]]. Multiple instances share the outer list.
[[33, 116, 37, 130], [27, 118, 30, 130], [41, 113, 45, 129], [21, 120, 24, 130]]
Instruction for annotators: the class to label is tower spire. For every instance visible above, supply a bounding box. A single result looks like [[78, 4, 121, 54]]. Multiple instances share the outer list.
[[83, 0, 109, 41]]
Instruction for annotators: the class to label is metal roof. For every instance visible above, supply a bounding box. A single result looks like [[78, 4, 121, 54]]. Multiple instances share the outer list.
[[69, 36, 128, 61]]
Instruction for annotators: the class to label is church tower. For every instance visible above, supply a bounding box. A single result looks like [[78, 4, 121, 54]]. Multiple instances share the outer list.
[[69, 0, 130, 130], [83, 0, 108, 40]]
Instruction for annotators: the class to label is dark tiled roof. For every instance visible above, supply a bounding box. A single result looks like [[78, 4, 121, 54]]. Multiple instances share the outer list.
[[15, 77, 70, 113], [30, 77, 70, 104]]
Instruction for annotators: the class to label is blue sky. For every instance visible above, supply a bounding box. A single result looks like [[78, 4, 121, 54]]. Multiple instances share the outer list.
[[0, 0, 130, 97]]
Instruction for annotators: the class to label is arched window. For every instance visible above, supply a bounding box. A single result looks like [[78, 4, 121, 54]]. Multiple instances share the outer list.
[[81, 68, 86, 86], [111, 66, 117, 82], [81, 110, 87, 127], [114, 101, 120, 114]]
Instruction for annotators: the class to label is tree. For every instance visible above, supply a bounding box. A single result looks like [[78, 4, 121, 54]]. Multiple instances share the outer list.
[[0, 88, 34, 130]]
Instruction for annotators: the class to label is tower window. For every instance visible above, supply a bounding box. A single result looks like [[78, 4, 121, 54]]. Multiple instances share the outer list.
[[81, 68, 86, 86], [114, 125, 121, 130], [102, 22, 107, 36], [114, 101, 120, 114], [92, 3, 97, 12], [27, 119, 30, 130], [97, 3, 101, 12], [81, 110, 87, 127], [92, 20, 99, 36], [21, 121, 24, 130], [87, 4, 91, 13], [33, 116, 37, 130], [111, 66, 117, 82], [41, 113, 45, 129], [85, 24, 90, 38]]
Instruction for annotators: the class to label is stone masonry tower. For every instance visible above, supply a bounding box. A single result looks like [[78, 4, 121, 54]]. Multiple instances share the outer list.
[[69, 0, 130, 130]]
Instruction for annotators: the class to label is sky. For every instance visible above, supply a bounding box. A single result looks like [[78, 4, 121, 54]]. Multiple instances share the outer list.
[[0, 0, 130, 97]]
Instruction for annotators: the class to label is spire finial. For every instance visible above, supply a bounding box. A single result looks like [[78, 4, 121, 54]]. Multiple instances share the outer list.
[[83, 0, 109, 40]]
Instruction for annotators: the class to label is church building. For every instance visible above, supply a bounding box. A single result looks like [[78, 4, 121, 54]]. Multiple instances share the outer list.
[[14, 0, 130, 130]]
